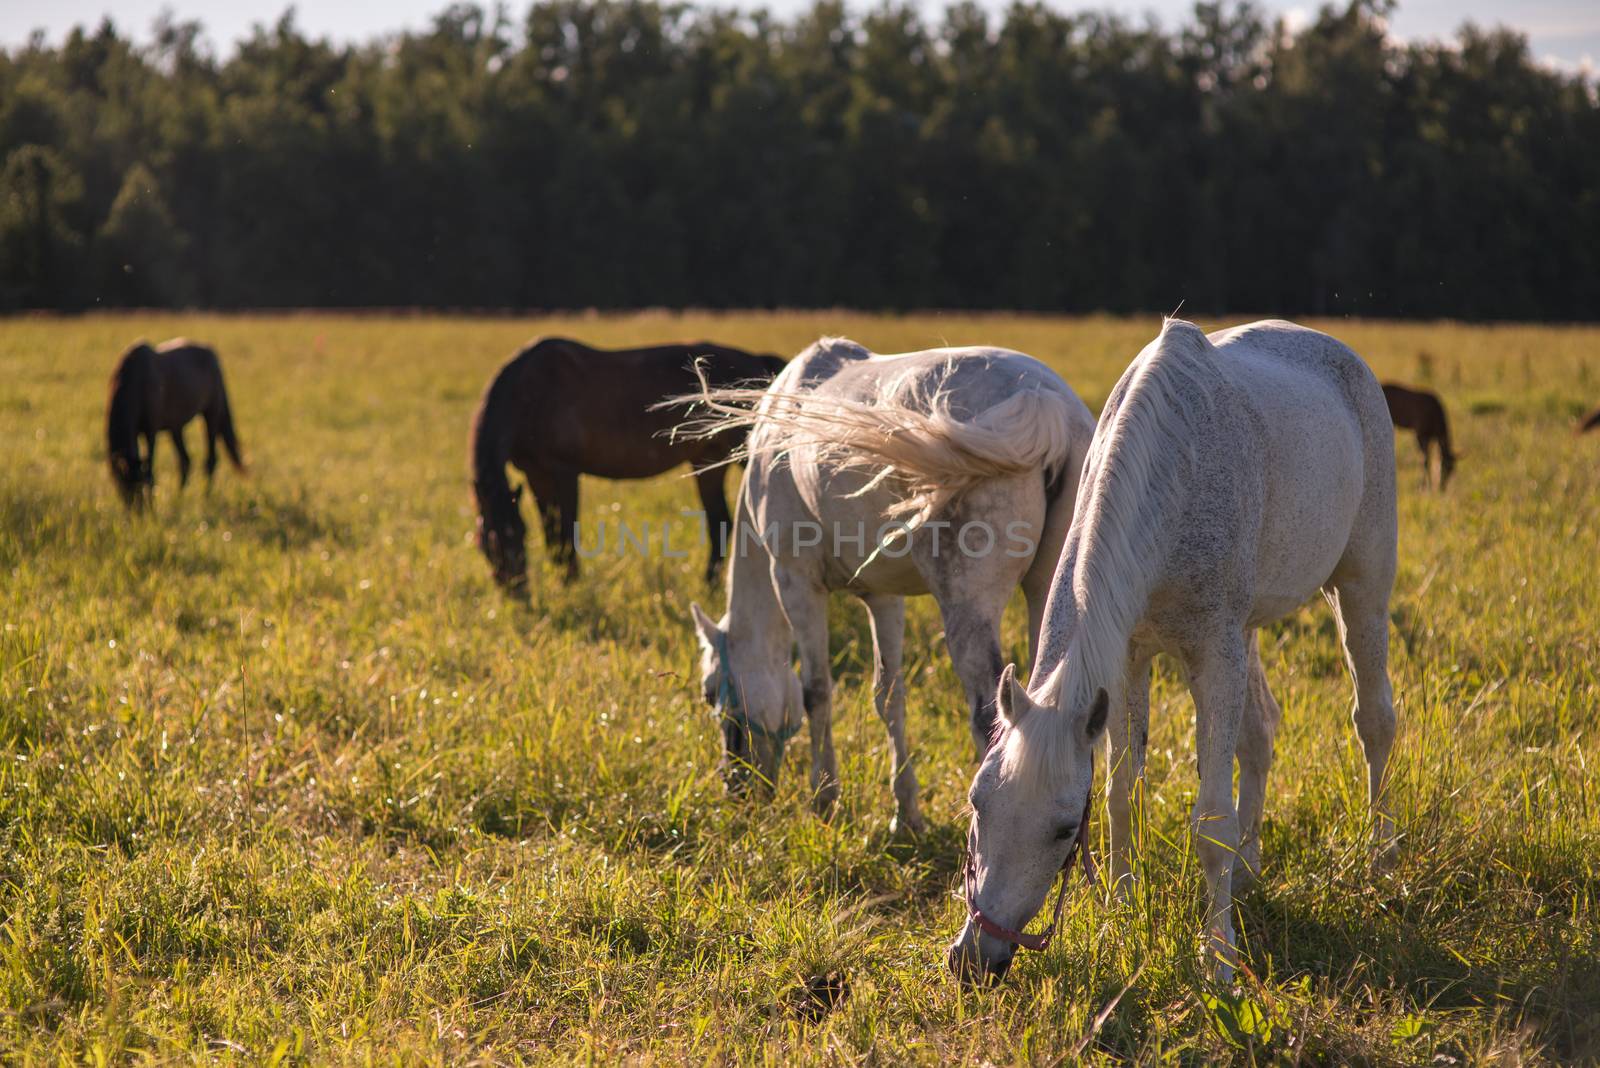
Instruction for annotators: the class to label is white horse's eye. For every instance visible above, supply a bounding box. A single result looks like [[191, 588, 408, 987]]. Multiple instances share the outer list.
[[1053, 823, 1078, 841]]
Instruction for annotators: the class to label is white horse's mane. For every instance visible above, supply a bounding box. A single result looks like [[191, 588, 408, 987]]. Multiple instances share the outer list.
[[1001, 318, 1217, 794], [670, 337, 1079, 527]]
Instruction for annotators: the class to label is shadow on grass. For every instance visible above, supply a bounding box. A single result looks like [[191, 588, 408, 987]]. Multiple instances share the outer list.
[[0, 480, 121, 567], [0, 478, 349, 569], [210, 484, 351, 549], [1237, 887, 1599, 1060]]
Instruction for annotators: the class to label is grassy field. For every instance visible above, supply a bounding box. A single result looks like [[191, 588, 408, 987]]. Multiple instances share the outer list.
[[1, 312, 1597, 1064]]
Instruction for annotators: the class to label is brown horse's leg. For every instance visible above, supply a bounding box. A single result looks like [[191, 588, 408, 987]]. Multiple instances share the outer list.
[[520, 465, 564, 570], [169, 427, 192, 489], [140, 431, 157, 509], [693, 464, 731, 582], [554, 469, 580, 581], [203, 417, 220, 486], [1415, 431, 1434, 489]]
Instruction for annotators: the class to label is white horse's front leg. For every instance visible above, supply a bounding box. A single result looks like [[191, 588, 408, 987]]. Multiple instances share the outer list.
[[935, 600, 1009, 759], [776, 569, 839, 815], [1107, 653, 1152, 897], [918, 512, 1020, 759], [862, 594, 923, 835], [1186, 634, 1247, 984]]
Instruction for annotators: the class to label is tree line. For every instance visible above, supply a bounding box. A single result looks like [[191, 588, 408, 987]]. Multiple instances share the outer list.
[[2, 0, 1597, 317]]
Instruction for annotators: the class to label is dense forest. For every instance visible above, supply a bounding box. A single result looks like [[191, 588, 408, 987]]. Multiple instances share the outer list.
[[1, 0, 1597, 316]]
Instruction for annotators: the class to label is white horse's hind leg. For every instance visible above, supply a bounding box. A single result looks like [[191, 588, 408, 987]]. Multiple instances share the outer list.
[[1327, 582, 1398, 859], [861, 594, 923, 835], [775, 570, 840, 816], [1234, 632, 1281, 893], [1107, 651, 1152, 896], [1185, 632, 1247, 983]]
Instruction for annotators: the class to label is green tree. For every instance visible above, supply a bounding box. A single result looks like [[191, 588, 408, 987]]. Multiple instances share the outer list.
[[93, 161, 191, 305], [0, 144, 84, 308]]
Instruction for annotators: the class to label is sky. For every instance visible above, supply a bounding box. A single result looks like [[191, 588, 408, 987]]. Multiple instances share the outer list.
[[1, 0, 1596, 72]]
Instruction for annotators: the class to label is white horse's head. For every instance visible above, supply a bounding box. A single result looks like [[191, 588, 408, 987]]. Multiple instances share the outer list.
[[947, 662, 1106, 984], [690, 602, 804, 796]]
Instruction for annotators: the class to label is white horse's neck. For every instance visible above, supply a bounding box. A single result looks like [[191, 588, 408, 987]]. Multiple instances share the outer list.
[[723, 490, 792, 661], [1048, 323, 1212, 715]]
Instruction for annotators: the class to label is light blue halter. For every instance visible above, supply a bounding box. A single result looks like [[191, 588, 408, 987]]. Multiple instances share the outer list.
[[715, 630, 802, 749]]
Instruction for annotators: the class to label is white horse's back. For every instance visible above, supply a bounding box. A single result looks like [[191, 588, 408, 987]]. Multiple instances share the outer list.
[[1204, 320, 1394, 618], [769, 341, 1090, 541]]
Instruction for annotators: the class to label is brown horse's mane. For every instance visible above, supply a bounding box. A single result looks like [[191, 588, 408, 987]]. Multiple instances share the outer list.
[[469, 352, 525, 537], [106, 342, 156, 499]]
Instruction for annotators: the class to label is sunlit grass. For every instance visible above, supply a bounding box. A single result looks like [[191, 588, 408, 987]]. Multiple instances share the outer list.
[[1, 312, 1597, 1062]]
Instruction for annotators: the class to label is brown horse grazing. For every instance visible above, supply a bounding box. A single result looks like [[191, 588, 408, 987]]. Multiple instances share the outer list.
[[1576, 405, 1600, 434], [107, 339, 245, 509], [470, 338, 786, 592], [1382, 382, 1457, 489]]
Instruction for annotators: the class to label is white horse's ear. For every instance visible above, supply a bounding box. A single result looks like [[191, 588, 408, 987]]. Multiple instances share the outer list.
[[996, 663, 1032, 728], [689, 602, 720, 650], [1084, 687, 1110, 739]]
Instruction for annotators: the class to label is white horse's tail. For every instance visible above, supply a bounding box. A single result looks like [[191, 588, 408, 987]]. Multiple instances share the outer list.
[[669, 364, 1079, 525]]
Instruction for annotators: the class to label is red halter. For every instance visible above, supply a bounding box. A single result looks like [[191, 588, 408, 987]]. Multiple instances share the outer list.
[[962, 772, 1096, 952]]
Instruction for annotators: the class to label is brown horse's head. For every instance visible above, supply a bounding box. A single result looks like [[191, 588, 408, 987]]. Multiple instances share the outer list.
[[475, 481, 528, 594], [108, 451, 150, 508]]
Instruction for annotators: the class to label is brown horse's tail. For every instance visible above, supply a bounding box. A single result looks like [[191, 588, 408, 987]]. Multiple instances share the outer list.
[[107, 344, 152, 506], [210, 359, 246, 471]]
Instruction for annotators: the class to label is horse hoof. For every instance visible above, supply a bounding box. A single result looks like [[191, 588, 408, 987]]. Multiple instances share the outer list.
[[811, 788, 840, 819], [1231, 854, 1261, 895], [890, 811, 925, 837]]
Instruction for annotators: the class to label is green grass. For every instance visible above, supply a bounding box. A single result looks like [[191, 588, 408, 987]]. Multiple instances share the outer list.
[[1, 312, 1597, 1063]]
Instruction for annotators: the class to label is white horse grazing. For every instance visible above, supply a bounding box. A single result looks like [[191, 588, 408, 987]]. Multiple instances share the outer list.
[[684, 338, 1096, 834], [948, 319, 1398, 984]]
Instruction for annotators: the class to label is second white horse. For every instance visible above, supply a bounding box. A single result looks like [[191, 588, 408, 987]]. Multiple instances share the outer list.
[[685, 337, 1096, 833], [949, 319, 1399, 983]]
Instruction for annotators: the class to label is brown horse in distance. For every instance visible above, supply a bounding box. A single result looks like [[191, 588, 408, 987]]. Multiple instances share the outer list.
[[471, 338, 786, 592], [1576, 405, 1600, 434], [107, 339, 245, 509], [1382, 382, 1457, 489]]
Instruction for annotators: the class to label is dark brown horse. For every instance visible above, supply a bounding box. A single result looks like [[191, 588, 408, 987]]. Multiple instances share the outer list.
[[1382, 382, 1456, 489], [1576, 405, 1600, 435], [107, 339, 245, 508], [470, 337, 786, 592]]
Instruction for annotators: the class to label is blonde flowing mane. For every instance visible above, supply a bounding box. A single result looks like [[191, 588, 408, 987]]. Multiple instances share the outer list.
[[668, 338, 1080, 527], [1001, 319, 1218, 791]]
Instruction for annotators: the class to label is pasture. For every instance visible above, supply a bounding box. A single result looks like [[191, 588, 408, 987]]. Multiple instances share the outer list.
[[1, 313, 1597, 1062]]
